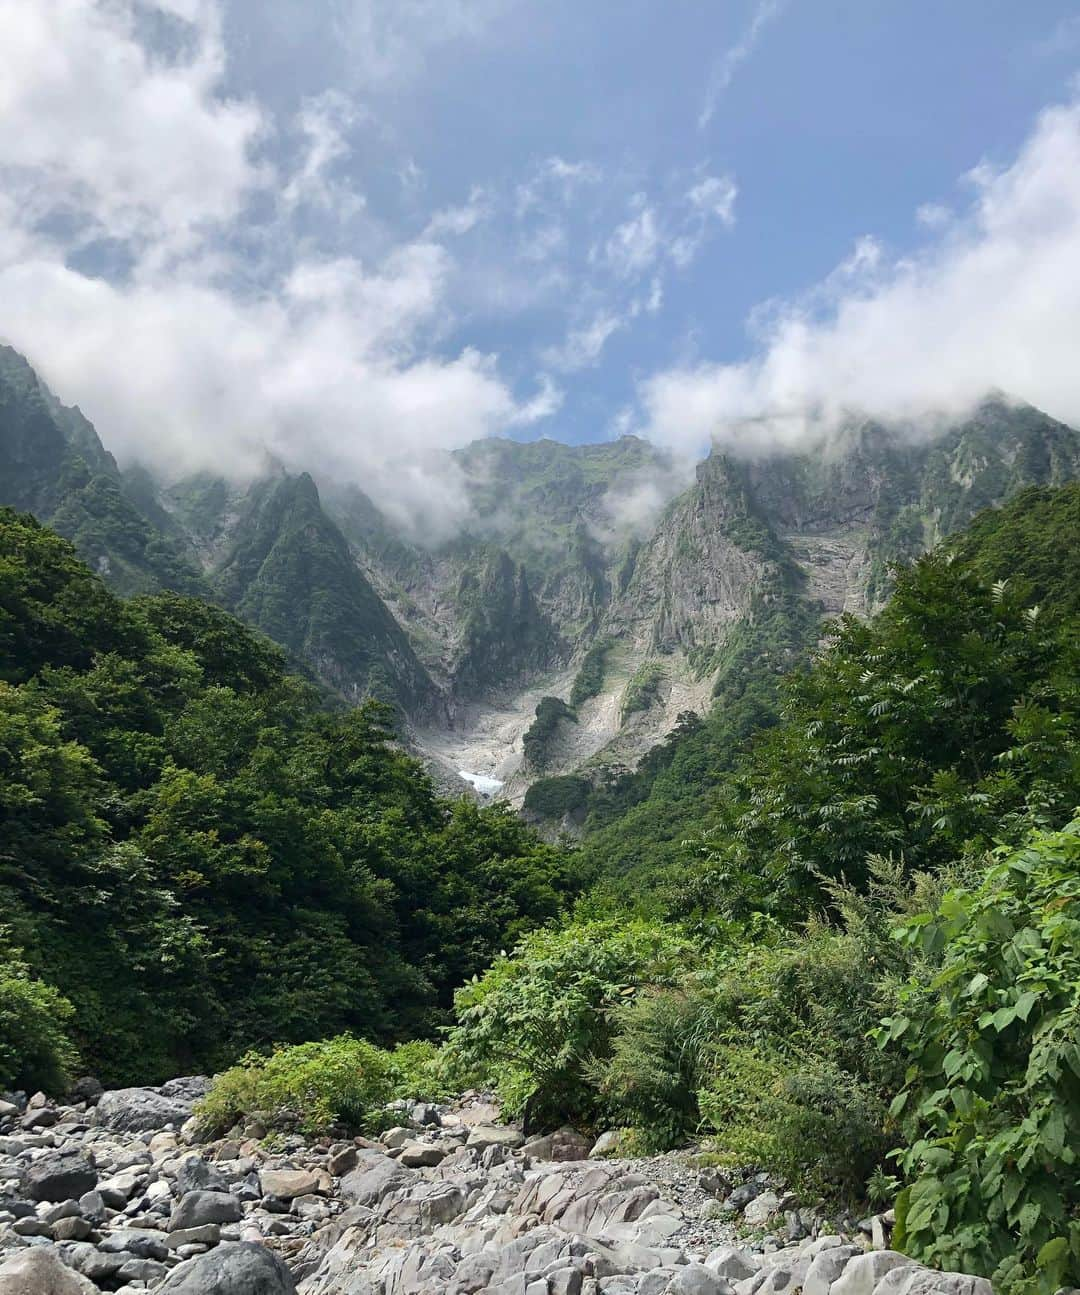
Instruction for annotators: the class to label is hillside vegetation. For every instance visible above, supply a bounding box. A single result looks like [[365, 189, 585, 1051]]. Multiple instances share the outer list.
[[0, 508, 577, 1086], [3, 487, 1080, 1294]]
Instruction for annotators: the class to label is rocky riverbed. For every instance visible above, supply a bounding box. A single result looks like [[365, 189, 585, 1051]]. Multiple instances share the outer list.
[[0, 1079, 993, 1295]]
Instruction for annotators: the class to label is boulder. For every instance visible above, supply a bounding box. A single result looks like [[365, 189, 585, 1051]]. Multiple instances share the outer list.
[[589, 1131, 626, 1159], [466, 1123, 524, 1150], [176, 1153, 229, 1195], [803, 1245, 863, 1295], [667, 1266, 735, 1295], [20, 1147, 98, 1202], [742, 1190, 781, 1227], [875, 1268, 994, 1295], [398, 1142, 448, 1168], [96, 1085, 193, 1132], [705, 1249, 760, 1283], [521, 1127, 592, 1162], [156, 1241, 298, 1293], [831, 1251, 917, 1295], [259, 1167, 322, 1199], [169, 1188, 244, 1230], [66, 1077, 104, 1107], [0, 1247, 100, 1295], [339, 1152, 416, 1206]]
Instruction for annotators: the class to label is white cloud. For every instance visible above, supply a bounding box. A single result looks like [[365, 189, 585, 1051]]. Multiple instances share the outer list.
[[424, 188, 492, 238], [542, 312, 625, 372], [699, 0, 787, 129], [602, 201, 661, 278], [915, 202, 951, 230], [282, 91, 364, 213], [687, 174, 738, 227], [0, 0, 264, 258], [0, 0, 552, 540], [640, 98, 1080, 459]]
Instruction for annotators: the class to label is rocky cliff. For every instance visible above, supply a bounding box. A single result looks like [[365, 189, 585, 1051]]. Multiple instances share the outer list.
[[2, 345, 1078, 796]]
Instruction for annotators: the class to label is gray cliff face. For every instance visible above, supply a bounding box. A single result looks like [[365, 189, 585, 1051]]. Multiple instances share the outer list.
[[2, 342, 1079, 772]]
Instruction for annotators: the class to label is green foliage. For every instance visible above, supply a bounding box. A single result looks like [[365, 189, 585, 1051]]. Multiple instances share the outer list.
[[0, 509, 577, 1084], [595, 865, 938, 1197], [570, 638, 613, 708], [199, 1035, 402, 1136], [522, 695, 577, 771], [446, 919, 696, 1127], [881, 819, 1080, 1294], [0, 953, 80, 1094], [523, 775, 591, 820], [620, 663, 664, 722], [679, 547, 1080, 921]]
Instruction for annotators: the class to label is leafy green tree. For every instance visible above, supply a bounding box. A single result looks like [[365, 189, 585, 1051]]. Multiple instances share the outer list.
[[882, 818, 1080, 1295]]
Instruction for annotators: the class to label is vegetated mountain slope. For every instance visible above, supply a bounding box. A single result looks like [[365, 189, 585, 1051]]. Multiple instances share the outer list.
[[0, 345, 207, 597], [0, 347, 440, 717], [550, 402, 1080, 868], [4, 342, 1079, 790], [0, 507, 574, 1082]]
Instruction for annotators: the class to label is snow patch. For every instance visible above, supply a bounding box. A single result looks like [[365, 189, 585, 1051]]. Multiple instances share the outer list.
[[458, 770, 505, 797]]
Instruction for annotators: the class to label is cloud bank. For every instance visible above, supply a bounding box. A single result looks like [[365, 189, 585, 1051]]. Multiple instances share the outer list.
[[0, 0, 543, 538], [641, 99, 1080, 461]]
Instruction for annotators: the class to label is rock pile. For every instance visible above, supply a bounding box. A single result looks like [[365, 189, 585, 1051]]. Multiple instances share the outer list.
[[0, 1083, 994, 1295]]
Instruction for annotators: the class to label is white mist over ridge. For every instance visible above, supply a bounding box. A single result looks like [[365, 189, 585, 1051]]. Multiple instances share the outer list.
[[638, 101, 1080, 462], [2, 3, 1080, 542]]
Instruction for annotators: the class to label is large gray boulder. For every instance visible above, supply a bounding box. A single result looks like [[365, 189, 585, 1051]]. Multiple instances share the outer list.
[[0, 1246, 99, 1295], [875, 1268, 995, 1295], [95, 1084, 194, 1132], [156, 1241, 297, 1293], [175, 1153, 229, 1195], [20, 1147, 97, 1201], [169, 1188, 244, 1230], [339, 1151, 416, 1206]]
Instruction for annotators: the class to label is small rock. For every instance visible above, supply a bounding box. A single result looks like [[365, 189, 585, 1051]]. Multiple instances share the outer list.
[[52, 1216, 92, 1241]]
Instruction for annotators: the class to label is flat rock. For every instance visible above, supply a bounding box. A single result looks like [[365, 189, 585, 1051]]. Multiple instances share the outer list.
[[260, 1168, 322, 1199], [466, 1123, 524, 1150], [169, 1188, 243, 1230], [339, 1152, 416, 1206], [20, 1147, 97, 1202]]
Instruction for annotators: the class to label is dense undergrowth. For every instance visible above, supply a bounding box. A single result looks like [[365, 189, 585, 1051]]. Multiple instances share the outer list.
[[4, 486, 1080, 1294]]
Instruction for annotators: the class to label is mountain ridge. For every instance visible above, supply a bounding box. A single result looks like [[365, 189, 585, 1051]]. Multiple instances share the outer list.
[[3, 345, 1080, 802]]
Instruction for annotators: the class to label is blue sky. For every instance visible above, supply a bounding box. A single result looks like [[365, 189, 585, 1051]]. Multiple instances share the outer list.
[[2, 1, 1080, 533]]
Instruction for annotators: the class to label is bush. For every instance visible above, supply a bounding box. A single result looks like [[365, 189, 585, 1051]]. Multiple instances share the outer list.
[[594, 865, 943, 1197], [197, 1035, 434, 1136], [523, 775, 591, 820], [882, 818, 1080, 1295], [445, 919, 697, 1127], [570, 638, 613, 708], [0, 957, 80, 1094]]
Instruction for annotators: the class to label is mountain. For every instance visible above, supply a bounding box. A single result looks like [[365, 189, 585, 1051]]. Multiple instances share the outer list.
[[0, 348, 440, 718], [3, 343, 1080, 798], [0, 346, 207, 597]]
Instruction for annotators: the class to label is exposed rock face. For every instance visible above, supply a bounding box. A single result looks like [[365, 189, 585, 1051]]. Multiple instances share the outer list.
[[4, 344, 1080, 788], [0, 1084, 996, 1295]]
